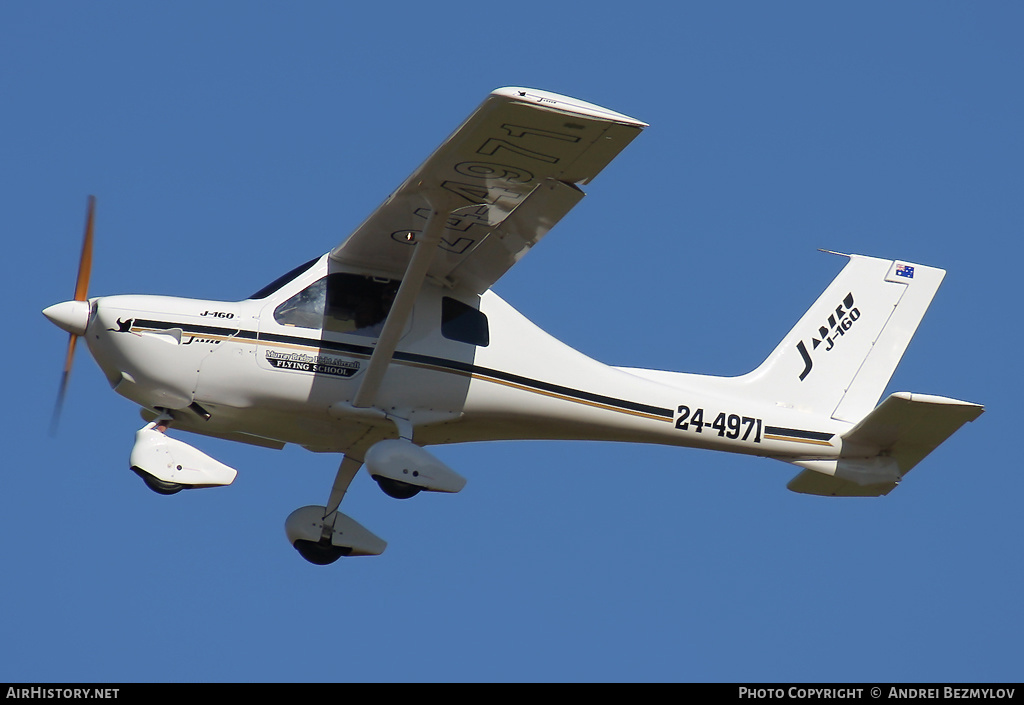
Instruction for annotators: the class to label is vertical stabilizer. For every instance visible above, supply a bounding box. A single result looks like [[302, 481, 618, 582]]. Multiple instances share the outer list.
[[738, 253, 945, 423]]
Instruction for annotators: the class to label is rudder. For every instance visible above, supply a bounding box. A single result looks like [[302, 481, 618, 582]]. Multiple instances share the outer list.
[[738, 252, 945, 423]]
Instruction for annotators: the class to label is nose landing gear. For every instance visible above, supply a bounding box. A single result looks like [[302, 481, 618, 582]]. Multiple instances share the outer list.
[[129, 415, 237, 495]]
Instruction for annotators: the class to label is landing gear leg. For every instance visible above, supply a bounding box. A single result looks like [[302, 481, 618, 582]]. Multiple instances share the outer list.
[[324, 454, 362, 521]]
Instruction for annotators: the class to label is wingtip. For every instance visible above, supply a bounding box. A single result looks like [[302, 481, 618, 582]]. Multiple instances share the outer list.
[[491, 87, 647, 127]]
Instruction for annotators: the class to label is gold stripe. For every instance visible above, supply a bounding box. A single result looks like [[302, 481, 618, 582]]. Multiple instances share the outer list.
[[392, 357, 670, 422], [132, 327, 236, 344], [138, 327, 672, 424], [469, 372, 671, 422], [764, 434, 834, 447], [251, 336, 670, 423]]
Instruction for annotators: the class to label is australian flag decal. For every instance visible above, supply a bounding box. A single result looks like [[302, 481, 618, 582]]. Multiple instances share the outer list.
[[896, 264, 915, 279]]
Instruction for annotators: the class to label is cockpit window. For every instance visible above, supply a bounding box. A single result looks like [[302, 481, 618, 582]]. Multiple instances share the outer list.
[[273, 277, 327, 329], [274, 273, 399, 336], [248, 257, 321, 300]]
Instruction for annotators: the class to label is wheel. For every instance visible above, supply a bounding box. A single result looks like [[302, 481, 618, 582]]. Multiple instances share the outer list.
[[373, 475, 421, 499], [131, 466, 184, 495], [293, 539, 352, 565]]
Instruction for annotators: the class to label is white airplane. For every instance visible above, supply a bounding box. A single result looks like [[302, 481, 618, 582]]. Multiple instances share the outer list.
[[44, 87, 983, 564]]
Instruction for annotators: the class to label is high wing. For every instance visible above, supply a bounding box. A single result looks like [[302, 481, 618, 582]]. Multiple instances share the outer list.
[[330, 87, 647, 294]]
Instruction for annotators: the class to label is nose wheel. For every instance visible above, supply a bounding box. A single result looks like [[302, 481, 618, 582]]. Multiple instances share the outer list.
[[128, 416, 238, 494]]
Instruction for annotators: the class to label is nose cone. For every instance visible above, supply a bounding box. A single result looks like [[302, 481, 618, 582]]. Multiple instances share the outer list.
[[43, 300, 92, 336]]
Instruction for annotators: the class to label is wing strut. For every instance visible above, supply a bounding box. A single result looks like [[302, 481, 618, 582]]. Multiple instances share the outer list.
[[351, 203, 452, 410]]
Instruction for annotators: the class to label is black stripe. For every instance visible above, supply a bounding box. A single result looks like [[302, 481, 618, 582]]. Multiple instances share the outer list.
[[396, 351, 673, 418], [135, 318, 239, 337], [764, 426, 834, 441], [132, 320, 673, 419], [257, 331, 372, 357]]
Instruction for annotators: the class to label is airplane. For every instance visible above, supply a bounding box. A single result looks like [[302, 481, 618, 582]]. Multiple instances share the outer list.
[[44, 87, 983, 565]]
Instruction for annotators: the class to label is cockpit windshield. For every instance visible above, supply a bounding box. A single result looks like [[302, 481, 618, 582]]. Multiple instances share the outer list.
[[248, 257, 321, 300]]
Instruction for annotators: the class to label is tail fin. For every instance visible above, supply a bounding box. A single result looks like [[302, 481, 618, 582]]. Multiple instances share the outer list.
[[739, 252, 945, 423]]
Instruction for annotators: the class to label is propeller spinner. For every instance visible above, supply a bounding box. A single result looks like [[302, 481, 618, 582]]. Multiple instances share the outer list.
[[44, 195, 96, 433]]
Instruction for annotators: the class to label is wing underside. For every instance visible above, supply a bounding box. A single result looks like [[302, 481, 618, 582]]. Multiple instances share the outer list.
[[330, 87, 646, 294]]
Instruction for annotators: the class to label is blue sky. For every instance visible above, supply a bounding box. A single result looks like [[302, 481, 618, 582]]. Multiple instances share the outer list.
[[3, 2, 1021, 682]]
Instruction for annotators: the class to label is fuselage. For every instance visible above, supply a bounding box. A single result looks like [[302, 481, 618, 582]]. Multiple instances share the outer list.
[[82, 253, 848, 461]]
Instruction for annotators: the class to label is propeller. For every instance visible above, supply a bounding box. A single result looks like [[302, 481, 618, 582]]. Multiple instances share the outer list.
[[47, 196, 96, 434]]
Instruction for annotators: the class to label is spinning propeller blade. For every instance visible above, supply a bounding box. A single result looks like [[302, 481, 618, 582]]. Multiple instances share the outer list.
[[74, 195, 95, 302], [50, 196, 96, 434]]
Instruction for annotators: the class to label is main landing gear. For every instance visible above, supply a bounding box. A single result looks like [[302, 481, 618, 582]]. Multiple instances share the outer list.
[[127, 415, 467, 565], [286, 439, 467, 565]]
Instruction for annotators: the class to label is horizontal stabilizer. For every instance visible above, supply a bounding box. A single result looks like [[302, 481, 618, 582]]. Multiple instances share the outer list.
[[842, 392, 983, 473], [788, 392, 983, 497], [787, 469, 897, 497]]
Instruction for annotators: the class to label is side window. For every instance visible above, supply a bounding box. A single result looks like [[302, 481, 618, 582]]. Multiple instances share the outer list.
[[441, 297, 489, 347], [324, 274, 398, 336], [274, 273, 399, 337]]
